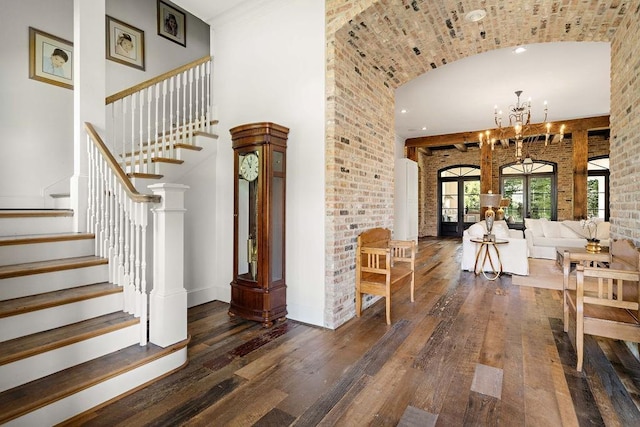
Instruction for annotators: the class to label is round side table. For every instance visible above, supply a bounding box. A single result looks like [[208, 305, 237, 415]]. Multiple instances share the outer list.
[[470, 238, 509, 281]]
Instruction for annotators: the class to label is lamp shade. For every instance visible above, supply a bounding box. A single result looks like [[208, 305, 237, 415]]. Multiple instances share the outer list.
[[480, 193, 502, 208]]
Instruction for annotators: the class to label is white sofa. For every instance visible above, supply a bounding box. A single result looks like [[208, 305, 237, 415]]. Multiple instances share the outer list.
[[461, 220, 529, 276], [524, 218, 611, 260]]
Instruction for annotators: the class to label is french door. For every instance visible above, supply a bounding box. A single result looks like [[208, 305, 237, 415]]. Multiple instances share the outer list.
[[439, 166, 480, 237]]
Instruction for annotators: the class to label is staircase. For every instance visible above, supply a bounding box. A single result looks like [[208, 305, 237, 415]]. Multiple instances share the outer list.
[[0, 212, 189, 425], [0, 56, 218, 425]]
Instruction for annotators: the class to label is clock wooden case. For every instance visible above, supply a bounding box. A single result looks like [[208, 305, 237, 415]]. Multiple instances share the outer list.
[[229, 122, 289, 326]]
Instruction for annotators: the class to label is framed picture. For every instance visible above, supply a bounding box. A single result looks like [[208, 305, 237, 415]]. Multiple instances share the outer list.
[[29, 27, 73, 90], [157, 0, 186, 47], [106, 15, 145, 70]]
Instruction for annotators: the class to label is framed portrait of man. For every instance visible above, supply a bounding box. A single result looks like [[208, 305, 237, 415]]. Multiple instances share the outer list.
[[29, 27, 73, 90], [157, 0, 186, 47]]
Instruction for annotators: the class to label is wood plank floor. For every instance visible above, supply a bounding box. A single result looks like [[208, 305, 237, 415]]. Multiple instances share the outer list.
[[65, 238, 640, 426]]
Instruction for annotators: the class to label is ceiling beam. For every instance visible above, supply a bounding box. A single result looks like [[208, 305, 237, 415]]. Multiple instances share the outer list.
[[404, 115, 609, 149], [453, 143, 467, 152]]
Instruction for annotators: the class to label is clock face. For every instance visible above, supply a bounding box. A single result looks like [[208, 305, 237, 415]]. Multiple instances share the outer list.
[[240, 153, 259, 182]]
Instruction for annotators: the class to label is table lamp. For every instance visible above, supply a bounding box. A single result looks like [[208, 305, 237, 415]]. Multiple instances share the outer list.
[[479, 191, 502, 242], [496, 198, 510, 221]]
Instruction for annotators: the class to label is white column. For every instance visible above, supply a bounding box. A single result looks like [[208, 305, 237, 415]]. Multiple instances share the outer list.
[[72, 0, 106, 232], [149, 183, 189, 347]]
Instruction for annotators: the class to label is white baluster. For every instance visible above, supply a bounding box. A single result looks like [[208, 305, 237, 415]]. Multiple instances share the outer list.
[[139, 89, 145, 174], [181, 71, 187, 145], [169, 76, 175, 159], [194, 66, 199, 139], [206, 60, 211, 133], [131, 94, 137, 174], [154, 82, 160, 161], [175, 75, 181, 159], [123, 199, 132, 313], [187, 69, 193, 145], [147, 86, 153, 171], [134, 203, 141, 317]]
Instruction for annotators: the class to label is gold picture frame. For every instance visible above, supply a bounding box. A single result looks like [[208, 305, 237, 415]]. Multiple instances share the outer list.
[[106, 15, 145, 71], [157, 0, 186, 47], [29, 27, 73, 90]]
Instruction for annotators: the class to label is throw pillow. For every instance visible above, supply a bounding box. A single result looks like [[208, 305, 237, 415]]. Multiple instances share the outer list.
[[524, 218, 546, 237]]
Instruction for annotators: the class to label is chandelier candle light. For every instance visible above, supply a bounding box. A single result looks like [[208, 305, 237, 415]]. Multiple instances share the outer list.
[[479, 90, 565, 174]]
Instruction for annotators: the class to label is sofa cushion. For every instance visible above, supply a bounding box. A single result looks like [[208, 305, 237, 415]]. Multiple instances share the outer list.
[[467, 221, 486, 238], [524, 218, 546, 237], [493, 221, 511, 239], [561, 220, 588, 238], [560, 221, 584, 238], [541, 220, 562, 238], [597, 220, 610, 240]]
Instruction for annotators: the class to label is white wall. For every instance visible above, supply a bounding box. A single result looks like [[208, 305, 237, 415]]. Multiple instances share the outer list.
[[181, 0, 326, 326], [106, 0, 210, 94], [0, 0, 210, 209], [0, 0, 74, 208]]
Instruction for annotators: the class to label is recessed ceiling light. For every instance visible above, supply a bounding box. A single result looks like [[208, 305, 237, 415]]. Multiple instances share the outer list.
[[400, 109, 408, 114], [422, 126, 427, 130], [464, 9, 486, 22], [514, 46, 527, 54]]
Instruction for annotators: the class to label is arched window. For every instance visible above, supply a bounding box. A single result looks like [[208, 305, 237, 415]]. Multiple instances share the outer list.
[[587, 156, 609, 220], [500, 160, 557, 228], [438, 165, 480, 237]]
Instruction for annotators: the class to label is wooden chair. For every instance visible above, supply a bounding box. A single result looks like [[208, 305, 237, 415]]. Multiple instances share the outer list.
[[355, 228, 415, 325], [565, 239, 640, 371]]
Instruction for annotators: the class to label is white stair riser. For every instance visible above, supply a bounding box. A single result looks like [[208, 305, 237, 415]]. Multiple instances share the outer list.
[[5, 347, 187, 427], [0, 323, 140, 393], [0, 292, 123, 342], [0, 239, 94, 267], [0, 265, 109, 301], [0, 216, 73, 236]]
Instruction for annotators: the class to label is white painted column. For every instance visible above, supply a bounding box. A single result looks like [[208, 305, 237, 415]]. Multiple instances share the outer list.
[[149, 183, 189, 347], [72, 0, 106, 232]]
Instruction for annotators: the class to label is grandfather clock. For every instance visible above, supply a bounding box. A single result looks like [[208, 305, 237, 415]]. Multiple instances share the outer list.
[[229, 122, 288, 326]]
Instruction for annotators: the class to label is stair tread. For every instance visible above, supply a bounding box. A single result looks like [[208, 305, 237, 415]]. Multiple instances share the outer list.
[[0, 232, 94, 246], [0, 209, 73, 218], [0, 255, 107, 279], [0, 281, 121, 318], [0, 337, 189, 425], [0, 311, 138, 366]]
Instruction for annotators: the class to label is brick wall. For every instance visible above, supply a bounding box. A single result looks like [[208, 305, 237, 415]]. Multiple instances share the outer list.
[[325, 0, 637, 329], [610, 3, 640, 242], [418, 135, 610, 236]]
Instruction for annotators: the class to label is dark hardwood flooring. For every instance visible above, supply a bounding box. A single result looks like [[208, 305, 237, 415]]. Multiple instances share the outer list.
[[64, 237, 640, 426]]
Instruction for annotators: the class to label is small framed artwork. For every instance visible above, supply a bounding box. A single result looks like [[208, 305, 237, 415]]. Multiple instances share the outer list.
[[157, 0, 186, 47], [106, 15, 145, 70], [29, 27, 73, 90]]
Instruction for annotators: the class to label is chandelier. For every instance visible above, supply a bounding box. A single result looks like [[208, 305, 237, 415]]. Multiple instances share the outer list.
[[478, 90, 565, 174]]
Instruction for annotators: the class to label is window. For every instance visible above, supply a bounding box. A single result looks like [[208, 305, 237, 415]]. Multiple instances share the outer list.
[[500, 161, 557, 227], [587, 156, 609, 220], [439, 165, 481, 236]]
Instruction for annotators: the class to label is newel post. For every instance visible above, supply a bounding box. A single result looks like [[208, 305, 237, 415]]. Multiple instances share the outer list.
[[148, 183, 189, 347]]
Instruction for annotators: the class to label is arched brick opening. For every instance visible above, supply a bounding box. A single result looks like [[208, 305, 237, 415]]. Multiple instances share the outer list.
[[324, 0, 640, 328]]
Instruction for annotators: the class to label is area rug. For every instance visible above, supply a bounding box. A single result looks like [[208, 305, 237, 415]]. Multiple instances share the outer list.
[[511, 258, 565, 290]]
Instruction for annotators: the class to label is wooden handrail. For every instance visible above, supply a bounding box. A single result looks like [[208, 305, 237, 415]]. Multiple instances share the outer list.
[[105, 55, 211, 105], [84, 122, 161, 204]]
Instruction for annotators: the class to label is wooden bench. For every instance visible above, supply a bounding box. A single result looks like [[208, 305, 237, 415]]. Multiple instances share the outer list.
[[355, 228, 416, 325], [564, 239, 640, 371]]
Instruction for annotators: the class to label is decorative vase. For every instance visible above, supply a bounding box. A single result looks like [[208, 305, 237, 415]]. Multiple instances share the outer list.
[[585, 239, 601, 253]]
